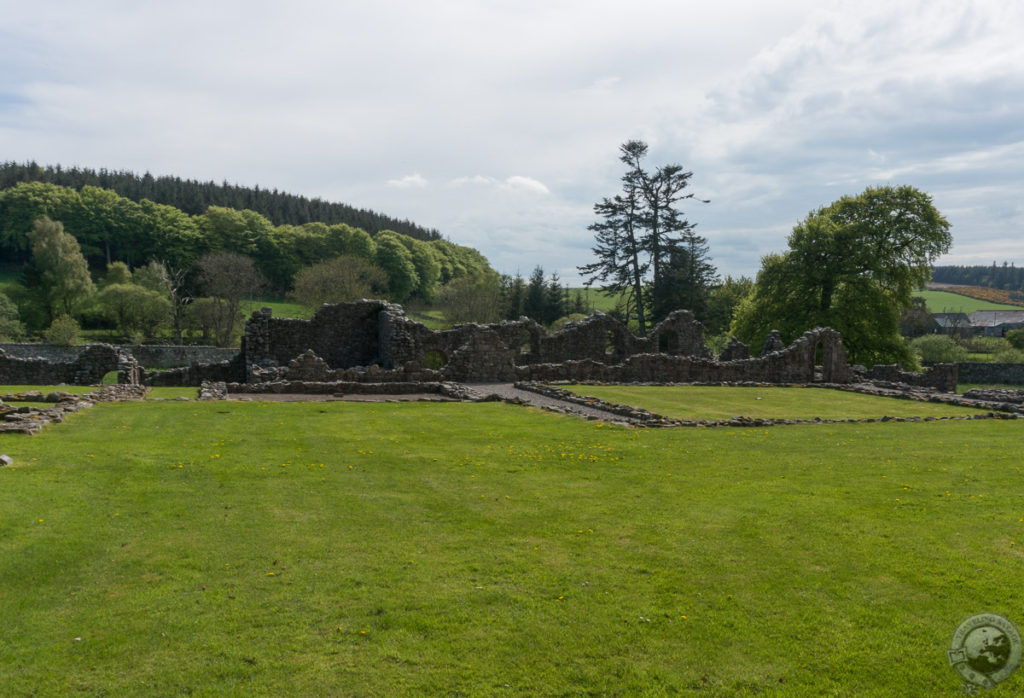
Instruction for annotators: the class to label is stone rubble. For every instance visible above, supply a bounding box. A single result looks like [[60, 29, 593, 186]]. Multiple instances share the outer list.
[[0, 384, 147, 435]]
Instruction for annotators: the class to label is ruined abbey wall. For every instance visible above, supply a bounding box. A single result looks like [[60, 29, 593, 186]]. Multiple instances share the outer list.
[[0, 344, 130, 385], [0, 300, 954, 391]]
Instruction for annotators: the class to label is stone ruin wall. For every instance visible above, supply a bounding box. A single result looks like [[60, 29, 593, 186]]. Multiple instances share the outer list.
[[0, 300, 958, 391], [244, 302, 386, 376], [220, 301, 862, 386], [0, 343, 234, 368], [0, 344, 133, 386]]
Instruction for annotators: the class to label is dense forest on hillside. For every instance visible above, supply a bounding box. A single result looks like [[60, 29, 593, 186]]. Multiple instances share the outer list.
[[932, 263, 1024, 289], [0, 181, 490, 293], [0, 161, 440, 241]]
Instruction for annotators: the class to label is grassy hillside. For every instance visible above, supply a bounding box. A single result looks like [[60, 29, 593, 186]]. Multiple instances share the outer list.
[[2, 392, 1022, 695], [916, 289, 1020, 313]]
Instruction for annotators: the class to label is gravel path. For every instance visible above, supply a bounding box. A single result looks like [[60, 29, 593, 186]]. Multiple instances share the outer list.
[[464, 383, 636, 424]]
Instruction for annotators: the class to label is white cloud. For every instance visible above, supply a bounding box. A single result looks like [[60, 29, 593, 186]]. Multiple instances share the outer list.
[[448, 175, 549, 195], [386, 173, 429, 189], [501, 176, 550, 195]]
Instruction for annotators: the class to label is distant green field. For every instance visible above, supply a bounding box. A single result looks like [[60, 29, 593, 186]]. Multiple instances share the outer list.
[[916, 289, 1019, 313], [569, 288, 622, 312], [242, 299, 313, 319]]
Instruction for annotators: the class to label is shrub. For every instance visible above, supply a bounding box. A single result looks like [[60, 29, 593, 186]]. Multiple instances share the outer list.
[[994, 347, 1024, 364], [0, 292, 26, 340], [43, 314, 82, 346], [1006, 328, 1024, 351], [910, 334, 967, 363]]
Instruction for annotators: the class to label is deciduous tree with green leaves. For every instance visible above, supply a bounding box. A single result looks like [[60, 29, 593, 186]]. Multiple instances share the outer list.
[[731, 185, 952, 367], [0, 292, 25, 340], [196, 251, 267, 346], [289, 255, 389, 308], [24, 217, 95, 323]]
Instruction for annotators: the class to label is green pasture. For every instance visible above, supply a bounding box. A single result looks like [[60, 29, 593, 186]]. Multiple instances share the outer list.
[[916, 289, 1019, 314], [570, 287, 622, 313], [242, 298, 313, 319], [2, 395, 1024, 695], [560, 384, 987, 421]]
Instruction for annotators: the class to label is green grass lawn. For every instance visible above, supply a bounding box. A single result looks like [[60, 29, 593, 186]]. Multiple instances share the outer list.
[[0, 384, 97, 395], [146, 386, 199, 399], [2, 397, 1023, 695], [559, 384, 987, 421], [2, 384, 195, 400], [916, 290, 1020, 313]]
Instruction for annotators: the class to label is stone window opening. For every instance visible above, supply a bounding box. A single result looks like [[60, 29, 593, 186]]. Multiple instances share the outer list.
[[421, 350, 447, 370], [519, 330, 534, 355], [658, 330, 680, 356]]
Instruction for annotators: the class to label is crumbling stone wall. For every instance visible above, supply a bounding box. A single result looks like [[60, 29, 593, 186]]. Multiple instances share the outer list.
[[143, 352, 246, 387], [0, 344, 127, 385], [955, 362, 1024, 386], [109, 303, 940, 389], [718, 337, 751, 362], [244, 301, 395, 377], [861, 363, 958, 393], [518, 328, 852, 384], [0, 343, 236, 367], [219, 304, 857, 387]]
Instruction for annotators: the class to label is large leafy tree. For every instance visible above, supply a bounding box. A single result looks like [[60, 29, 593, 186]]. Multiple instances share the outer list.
[[731, 185, 952, 366], [374, 232, 419, 302], [0, 182, 80, 261], [23, 217, 95, 322], [438, 273, 505, 324], [196, 251, 267, 346], [289, 255, 389, 308], [97, 283, 172, 339]]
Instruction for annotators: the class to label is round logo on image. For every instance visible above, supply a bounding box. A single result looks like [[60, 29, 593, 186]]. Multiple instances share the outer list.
[[948, 614, 1022, 690]]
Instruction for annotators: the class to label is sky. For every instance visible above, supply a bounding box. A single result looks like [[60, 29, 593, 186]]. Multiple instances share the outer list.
[[1, 0, 1022, 284]]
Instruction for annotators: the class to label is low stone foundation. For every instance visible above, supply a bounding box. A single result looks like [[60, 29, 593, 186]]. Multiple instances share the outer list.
[[859, 363, 958, 393], [201, 379, 478, 402], [518, 381, 1021, 428], [0, 384, 148, 434]]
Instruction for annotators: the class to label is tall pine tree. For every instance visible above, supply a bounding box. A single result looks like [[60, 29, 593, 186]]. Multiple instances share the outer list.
[[579, 141, 713, 333]]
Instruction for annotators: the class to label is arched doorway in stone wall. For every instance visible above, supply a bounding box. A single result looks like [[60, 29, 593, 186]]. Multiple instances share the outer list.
[[809, 333, 844, 383], [605, 329, 626, 363]]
